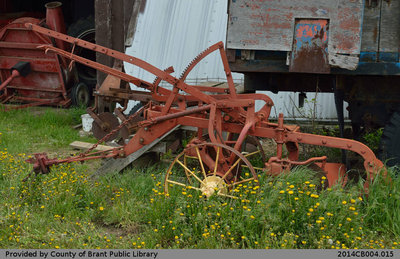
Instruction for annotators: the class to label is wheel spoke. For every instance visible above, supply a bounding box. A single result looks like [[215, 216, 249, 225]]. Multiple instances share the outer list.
[[217, 158, 242, 186], [242, 150, 261, 158], [228, 177, 255, 187], [166, 179, 201, 191], [183, 155, 193, 185], [185, 155, 198, 160], [195, 147, 208, 181], [176, 160, 204, 184], [241, 164, 264, 171], [213, 146, 221, 176]]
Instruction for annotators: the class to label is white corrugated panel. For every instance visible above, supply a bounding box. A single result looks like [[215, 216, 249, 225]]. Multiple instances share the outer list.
[[124, 0, 347, 120], [255, 91, 349, 120], [124, 0, 241, 86]]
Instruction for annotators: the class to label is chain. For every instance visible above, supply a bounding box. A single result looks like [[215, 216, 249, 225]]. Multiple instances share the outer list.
[[78, 105, 147, 158]]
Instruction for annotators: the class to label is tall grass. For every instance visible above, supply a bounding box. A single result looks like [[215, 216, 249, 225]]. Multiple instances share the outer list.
[[0, 150, 398, 249], [0, 108, 398, 249]]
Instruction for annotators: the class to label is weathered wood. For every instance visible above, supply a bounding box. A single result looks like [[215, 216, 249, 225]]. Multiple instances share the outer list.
[[227, 0, 364, 55], [329, 54, 359, 71], [125, 0, 146, 47], [95, 0, 112, 85], [379, 0, 400, 54], [94, 0, 138, 85], [70, 141, 114, 152], [360, 0, 381, 53], [91, 125, 179, 178]]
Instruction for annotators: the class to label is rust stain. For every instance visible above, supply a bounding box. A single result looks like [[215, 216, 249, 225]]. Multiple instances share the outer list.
[[290, 19, 330, 74], [334, 34, 359, 52], [241, 39, 260, 45], [373, 25, 378, 42], [290, 46, 330, 74]]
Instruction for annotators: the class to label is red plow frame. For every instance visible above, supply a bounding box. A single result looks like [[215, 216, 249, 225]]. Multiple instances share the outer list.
[[25, 23, 385, 197]]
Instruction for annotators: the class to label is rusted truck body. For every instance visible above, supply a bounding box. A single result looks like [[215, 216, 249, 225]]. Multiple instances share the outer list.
[[226, 0, 400, 165]]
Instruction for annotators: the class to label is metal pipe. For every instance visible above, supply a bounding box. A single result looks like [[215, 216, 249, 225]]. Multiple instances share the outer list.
[[45, 2, 68, 50], [0, 69, 19, 92], [143, 105, 212, 126]]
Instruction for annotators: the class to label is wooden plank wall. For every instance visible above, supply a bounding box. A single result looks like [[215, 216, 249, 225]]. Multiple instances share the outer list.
[[360, 0, 381, 53], [379, 0, 400, 55], [361, 0, 400, 59], [94, 0, 142, 85], [227, 0, 364, 55]]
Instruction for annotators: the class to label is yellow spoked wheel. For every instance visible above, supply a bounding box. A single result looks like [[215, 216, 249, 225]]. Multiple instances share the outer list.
[[164, 142, 258, 199]]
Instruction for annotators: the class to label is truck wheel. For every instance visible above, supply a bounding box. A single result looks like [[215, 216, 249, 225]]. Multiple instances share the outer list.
[[379, 111, 400, 167], [67, 17, 96, 87], [128, 102, 143, 116], [71, 82, 91, 107]]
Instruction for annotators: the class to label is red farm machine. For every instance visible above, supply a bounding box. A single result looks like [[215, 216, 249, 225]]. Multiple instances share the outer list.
[[0, 1, 93, 109], [23, 23, 386, 198]]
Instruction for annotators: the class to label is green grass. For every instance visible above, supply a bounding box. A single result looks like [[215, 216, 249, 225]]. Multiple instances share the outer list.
[[0, 107, 93, 154], [0, 108, 399, 249]]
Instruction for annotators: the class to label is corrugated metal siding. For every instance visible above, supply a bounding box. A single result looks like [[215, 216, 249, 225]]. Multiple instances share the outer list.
[[124, 0, 242, 85], [124, 0, 348, 120], [255, 91, 349, 120]]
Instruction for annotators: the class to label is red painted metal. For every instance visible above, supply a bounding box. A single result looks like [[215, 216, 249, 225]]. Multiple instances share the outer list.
[[25, 25, 386, 193], [44, 2, 67, 51], [0, 2, 76, 109]]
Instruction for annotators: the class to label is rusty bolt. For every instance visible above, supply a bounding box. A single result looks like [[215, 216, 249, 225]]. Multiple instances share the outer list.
[[322, 140, 327, 145], [347, 144, 352, 148], [144, 127, 149, 131], [297, 137, 302, 141], [139, 138, 144, 144]]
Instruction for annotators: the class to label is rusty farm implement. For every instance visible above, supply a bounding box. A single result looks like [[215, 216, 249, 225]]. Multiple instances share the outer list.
[[25, 23, 385, 198]]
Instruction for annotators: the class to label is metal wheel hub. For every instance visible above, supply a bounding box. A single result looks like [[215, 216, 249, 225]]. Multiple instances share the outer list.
[[200, 175, 227, 198]]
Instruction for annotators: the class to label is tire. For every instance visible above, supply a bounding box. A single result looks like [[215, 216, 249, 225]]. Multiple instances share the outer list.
[[67, 16, 97, 87], [71, 82, 91, 107], [379, 111, 400, 167], [128, 102, 144, 116]]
